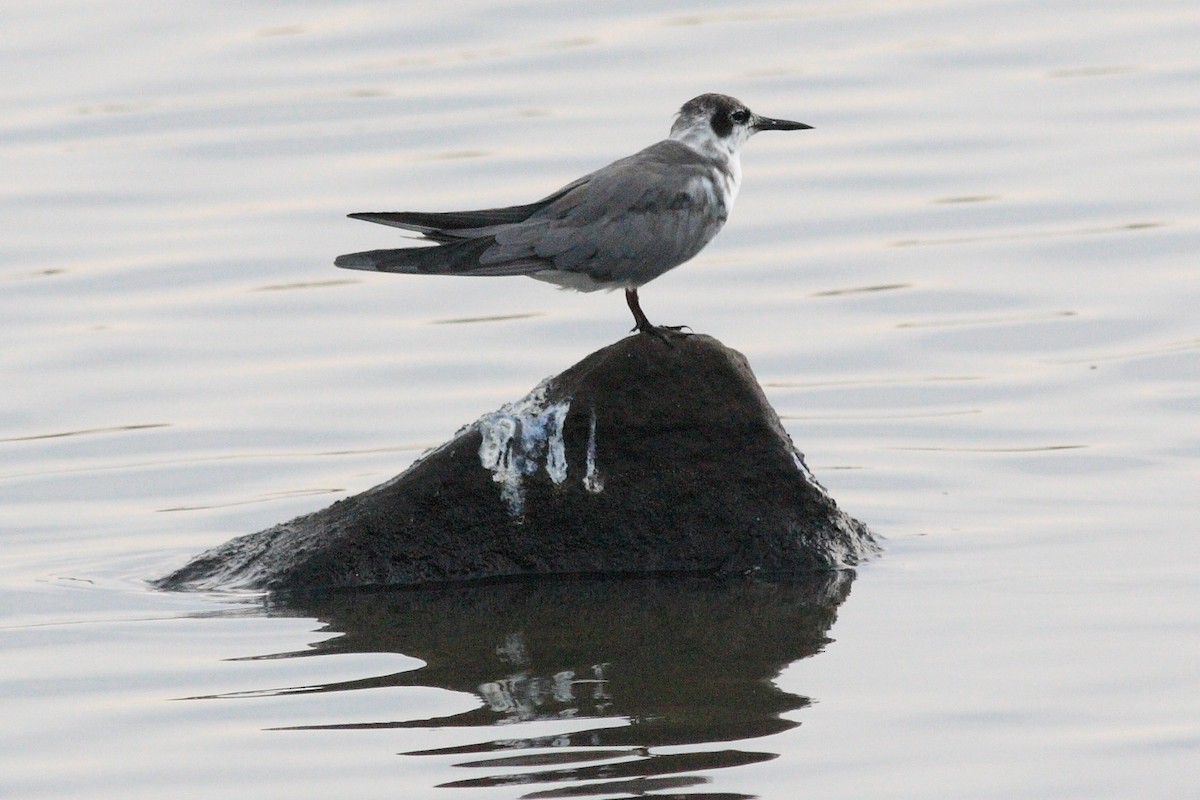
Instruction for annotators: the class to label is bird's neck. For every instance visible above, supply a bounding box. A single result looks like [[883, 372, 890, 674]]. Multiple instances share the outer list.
[[671, 127, 741, 163], [670, 131, 743, 202]]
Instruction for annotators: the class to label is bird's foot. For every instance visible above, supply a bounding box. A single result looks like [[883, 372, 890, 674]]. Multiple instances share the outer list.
[[624, 289, 691, 344], [632, 321, 693, 344]]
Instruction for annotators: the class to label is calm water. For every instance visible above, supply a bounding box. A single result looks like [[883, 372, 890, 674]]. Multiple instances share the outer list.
[[2, 1, 1198, 797]]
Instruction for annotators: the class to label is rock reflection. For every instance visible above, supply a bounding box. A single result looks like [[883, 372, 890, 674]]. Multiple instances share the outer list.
[[265, 573, 855, 798]]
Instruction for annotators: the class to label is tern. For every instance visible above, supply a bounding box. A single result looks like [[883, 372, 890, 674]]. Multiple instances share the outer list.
[[335, 93, 811, 337]]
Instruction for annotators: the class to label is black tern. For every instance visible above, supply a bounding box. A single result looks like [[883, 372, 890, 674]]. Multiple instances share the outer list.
[[335, 93, 811, 336]]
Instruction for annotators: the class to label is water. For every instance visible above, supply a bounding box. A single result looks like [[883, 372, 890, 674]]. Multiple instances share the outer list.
[[2, 1, 1198, 797]]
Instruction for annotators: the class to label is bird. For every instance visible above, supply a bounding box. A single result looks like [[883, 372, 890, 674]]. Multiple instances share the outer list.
[[335, 93, 811, 337]]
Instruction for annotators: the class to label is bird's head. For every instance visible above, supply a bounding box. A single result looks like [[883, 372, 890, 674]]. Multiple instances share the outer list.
[[669, 93, 811, 159]]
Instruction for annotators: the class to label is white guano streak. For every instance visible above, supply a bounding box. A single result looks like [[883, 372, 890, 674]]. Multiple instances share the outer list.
[[476, 379, 571, 516], [584, 408, 604, 493]]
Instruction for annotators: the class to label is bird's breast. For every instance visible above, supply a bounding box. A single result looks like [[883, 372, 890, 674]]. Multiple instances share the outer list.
[[719, 154, 742, 208], [688, 166, 738, 219]]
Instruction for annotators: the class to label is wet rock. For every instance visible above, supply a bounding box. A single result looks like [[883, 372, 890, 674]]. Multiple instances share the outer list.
[[157, 334, 876, 592]]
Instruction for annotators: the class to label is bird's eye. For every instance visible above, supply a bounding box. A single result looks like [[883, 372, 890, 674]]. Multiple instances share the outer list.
[[730, 109, 750, 124]]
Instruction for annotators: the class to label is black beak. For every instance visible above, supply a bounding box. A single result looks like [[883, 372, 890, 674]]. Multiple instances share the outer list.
[[753, 115, 813, 132]]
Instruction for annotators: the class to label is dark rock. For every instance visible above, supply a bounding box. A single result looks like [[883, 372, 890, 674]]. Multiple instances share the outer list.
[[157, 334, 876, 592]]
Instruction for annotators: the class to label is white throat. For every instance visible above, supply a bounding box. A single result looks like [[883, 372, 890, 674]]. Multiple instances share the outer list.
[[670, 123, 746, 164], [670, 126, 745, 206]]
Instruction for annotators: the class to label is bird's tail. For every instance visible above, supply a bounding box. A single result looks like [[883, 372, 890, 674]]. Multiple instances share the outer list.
[[335, 237, 542, 277]]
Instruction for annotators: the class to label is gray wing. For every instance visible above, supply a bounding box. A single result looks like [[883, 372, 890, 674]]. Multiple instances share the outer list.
[[334, 177, 591, 272], [344, 178, 588, 242], [482, 140, 730, 286]]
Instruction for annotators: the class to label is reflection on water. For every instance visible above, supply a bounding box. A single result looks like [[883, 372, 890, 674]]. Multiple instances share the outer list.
[[235, 574, 854, 798]]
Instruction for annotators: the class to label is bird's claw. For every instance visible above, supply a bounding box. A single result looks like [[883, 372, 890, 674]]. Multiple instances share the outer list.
[[633, 322, 693, 344]]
